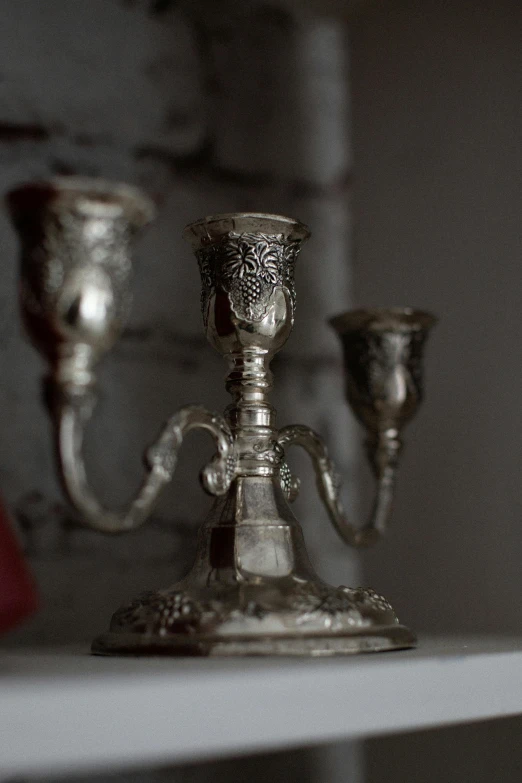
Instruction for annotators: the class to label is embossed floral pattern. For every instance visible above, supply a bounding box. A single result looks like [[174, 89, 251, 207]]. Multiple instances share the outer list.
[[110, 590, 203, 636], [106, 581, 399, 644], [292, 582, 398, 630], [197, 231, 301, 323], [222, 235, 260, 279]]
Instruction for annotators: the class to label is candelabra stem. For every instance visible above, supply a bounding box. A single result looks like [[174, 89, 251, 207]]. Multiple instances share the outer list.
[[224, 348, 281, 479], [277, 424, 401, 548], [226, 349, 273, 406]]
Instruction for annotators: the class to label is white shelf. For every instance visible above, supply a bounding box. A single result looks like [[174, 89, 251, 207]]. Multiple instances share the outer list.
[[1, 636, 522, 779]]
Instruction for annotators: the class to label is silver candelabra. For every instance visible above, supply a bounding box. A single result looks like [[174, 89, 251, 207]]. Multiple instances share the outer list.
[[8, 177, 436, 656]]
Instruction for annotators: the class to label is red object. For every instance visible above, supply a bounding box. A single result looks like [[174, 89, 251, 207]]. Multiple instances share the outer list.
[[0, 499, 38, 634]]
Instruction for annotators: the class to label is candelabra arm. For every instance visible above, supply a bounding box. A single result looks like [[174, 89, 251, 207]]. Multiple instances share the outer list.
[[277, 424, 401, 548], [52, 384, 234, 534]]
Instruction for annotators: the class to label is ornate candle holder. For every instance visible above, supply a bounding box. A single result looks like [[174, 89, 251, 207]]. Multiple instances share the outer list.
[[8, 178, 436, 656]]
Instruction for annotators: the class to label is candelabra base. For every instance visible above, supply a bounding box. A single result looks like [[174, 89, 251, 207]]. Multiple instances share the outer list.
[[91, 478, 416, 657], [92, 624, 414, 657], [91, 580, 415, 657]]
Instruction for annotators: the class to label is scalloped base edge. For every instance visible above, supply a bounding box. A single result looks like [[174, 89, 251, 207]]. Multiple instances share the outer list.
[[91, 624, 416, 657]]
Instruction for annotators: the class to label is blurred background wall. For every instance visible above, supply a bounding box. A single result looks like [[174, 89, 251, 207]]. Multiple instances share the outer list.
[[349, 1, 522, 781], [0, 0, 520, 782], [0, 1, 358, 782]]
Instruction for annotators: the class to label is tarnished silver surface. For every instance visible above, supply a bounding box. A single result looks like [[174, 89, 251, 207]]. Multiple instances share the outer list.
[[10, 189, 435, 656]]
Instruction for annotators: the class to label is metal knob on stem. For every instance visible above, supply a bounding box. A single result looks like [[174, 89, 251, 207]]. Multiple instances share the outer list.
[[9, 185, 437, 657]]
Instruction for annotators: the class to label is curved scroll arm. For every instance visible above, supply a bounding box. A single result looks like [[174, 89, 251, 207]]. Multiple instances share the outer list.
[[277, 424, 402, 548], [52, 385, 234, 534]]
